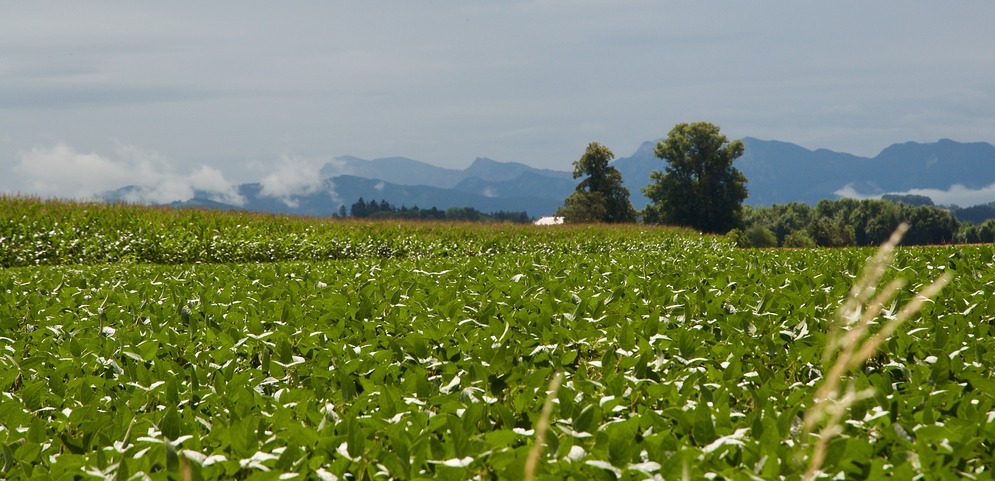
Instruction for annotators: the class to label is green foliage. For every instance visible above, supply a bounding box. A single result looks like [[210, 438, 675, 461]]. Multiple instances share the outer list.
[[349, 197, 531, 223], [902, 204, 959, 245], [741, 199, 973, 248], [643, 122, 749, 233], [728, 225, 777, 248], [808, 214, 856, 247], [1, 197, 993, 479], [556, 142, 636, 223], [745, 225, 778, 248], [0, 196, 691, 268], [882, 193, 935, 206], [557, 190, 608, 223], [743, 203, 813, 247], [783, 230, 817, 248], [959, 218, 995, 244]]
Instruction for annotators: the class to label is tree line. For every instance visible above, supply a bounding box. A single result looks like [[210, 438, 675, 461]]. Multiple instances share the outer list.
[[881, 194, 995, 225], [732, 199, 995, 247], [557, 121, 995, 247], [347, 197, 531, 223]]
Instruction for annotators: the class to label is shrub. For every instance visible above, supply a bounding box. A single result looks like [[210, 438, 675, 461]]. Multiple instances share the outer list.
[[745, 225, 778, 247], [728, 226, 778, 248], [783, 230, 817, 248]]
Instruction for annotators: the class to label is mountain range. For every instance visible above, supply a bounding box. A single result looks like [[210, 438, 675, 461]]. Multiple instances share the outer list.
[[105, 138, 995, 218]]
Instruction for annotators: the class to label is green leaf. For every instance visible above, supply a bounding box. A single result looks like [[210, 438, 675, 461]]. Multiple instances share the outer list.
[[160, 406, 181, 441], [346, 417, 365, 461], [165, 439, 179, 473], [692, 398, 717, 445], [13, 442, 41, 465], [482, 430, 519, 449], [573, 404, 597, 434], [114, 455, 131, 481], [1, 441, 16, 474]]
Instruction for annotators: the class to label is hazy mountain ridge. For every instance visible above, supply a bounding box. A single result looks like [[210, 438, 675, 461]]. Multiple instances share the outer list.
[[868, 139, 995, 190], [318, 155, 573, 190], [733, 138, 866, 206], [104, 138, 995, 218], [320, 156, 467, 189], [734, 137, 995, 205], [452, 170, 577, 201], [327, 175, 564, 215]]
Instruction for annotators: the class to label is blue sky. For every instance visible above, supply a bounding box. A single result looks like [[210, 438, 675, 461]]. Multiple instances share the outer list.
[[3, 2, 995, 202]]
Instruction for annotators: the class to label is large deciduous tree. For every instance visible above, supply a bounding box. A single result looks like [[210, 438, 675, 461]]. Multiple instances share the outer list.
[[557, 142, 637, 223], [642, 122, 748, 233]]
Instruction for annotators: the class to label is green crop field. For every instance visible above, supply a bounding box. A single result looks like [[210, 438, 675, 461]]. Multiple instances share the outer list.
[[1, 198, 993, 480]]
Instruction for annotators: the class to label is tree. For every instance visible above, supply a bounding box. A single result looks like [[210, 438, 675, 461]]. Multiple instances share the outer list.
[[642, 122, 748, 233], [742, 202, 813, 246], [850, 199, 901, 246], [902, 204, 958, 245], [808, 215, 855, 247], [882, 194, 934, 207], [445, 207, 482, 221], [980, 219, 995, 243], [556, 142, 636, 223], [745, 225, 778, 247], [350, 197, 368, 218], [783, 230, 817, 248], [729, 225, 777, 248], [558, 190, 608, 223]]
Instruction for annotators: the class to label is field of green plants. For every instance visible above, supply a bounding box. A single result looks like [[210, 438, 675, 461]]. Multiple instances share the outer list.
[[1, 198, 993, 480]]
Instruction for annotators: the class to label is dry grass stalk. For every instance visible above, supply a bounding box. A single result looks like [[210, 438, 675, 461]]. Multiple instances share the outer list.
[[802, 222, 952, 480], [524, 372, 563, 481]]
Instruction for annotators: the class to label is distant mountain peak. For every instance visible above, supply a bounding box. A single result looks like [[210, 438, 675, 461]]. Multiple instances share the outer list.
[[630, 140, 660, 158], [469, 157, 501, 166]]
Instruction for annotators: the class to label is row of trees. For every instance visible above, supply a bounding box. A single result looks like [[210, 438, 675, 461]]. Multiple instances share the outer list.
[[556, 121, 994, 247], [348, 197, 531, 223], [556, 122, 748, 233], [733, 199, 995, 247], [882, 194, 995, 225]]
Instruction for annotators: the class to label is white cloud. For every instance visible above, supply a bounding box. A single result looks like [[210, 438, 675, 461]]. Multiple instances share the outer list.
[[833, 184, 878, 201], [835, 182, 995, 207], [15, 143, 244, 205], [886, 184, 995, 208], [18, 143, 138, 198], [258, 154, 327, 208]]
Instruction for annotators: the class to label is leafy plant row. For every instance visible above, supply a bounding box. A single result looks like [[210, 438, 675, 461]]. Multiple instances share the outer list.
[[1, 232, 992, 479], [0, 197, 698, 268]]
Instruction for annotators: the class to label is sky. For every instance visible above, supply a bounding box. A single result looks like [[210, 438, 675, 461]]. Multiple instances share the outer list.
[[3, 2, 995, 204]]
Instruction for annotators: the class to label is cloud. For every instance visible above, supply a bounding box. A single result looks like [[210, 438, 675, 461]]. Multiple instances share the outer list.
[[18, 143, 138, 197], [15, 143, 244, 205], [258, 154, 329, 208], [832, 184, 878, 201], [835, 182, 995, 207], [115, 165, 245, 206], [885, 184, 995, 208]]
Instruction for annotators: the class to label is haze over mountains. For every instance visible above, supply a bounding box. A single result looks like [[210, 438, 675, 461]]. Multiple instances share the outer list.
[[104, 138, 995, 218]]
